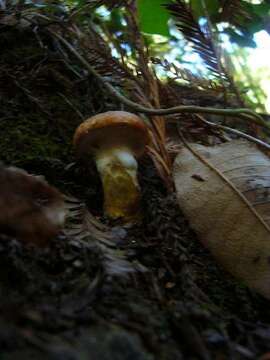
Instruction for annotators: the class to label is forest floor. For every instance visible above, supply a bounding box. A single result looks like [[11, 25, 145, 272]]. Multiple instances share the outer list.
[[1, 17, 270, 360]]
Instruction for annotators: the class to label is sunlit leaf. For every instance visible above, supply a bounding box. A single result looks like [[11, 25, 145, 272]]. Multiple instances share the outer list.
[[137, 0, 171, 36]]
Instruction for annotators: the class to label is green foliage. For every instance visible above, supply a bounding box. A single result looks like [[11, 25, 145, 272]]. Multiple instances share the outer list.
[[136, 0, 270, 49], [137, 0, 171, 36], [9, 0, 269, 113]]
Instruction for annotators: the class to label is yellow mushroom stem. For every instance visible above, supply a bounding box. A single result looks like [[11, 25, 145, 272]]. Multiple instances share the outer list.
[[95, 147, 141, 221]]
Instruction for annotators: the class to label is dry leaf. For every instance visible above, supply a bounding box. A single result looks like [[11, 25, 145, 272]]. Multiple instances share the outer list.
[[173, 140, 270, 298]]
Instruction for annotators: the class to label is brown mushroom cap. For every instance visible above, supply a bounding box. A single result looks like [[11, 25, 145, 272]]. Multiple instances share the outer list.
[[73, 111, 150, 157], [0, 166, 66, 246]]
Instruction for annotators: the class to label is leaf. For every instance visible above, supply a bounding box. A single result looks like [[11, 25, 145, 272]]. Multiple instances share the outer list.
[[173, 140, 270, 299], [137, 0, 170, 37]]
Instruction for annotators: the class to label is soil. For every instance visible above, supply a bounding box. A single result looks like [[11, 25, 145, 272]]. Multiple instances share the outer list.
[[1, 17, 270, 360]]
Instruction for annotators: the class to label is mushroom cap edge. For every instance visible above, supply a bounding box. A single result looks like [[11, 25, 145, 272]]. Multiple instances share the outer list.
[[73, 111, 150, 157]]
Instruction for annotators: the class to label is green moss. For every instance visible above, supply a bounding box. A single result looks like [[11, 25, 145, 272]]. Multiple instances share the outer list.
[[0, 28, 104, 171], [0, 116, 70, 165]]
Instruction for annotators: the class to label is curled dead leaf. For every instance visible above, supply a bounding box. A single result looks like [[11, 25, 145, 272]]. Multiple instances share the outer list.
[[173, 140, 270, 298]]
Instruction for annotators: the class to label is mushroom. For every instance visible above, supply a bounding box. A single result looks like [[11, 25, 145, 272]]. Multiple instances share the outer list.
[[73, 111, 150, 221], [0, 165, 66, 246]]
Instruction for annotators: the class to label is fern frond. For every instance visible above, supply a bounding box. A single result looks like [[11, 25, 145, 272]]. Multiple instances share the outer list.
[[92, 0, 127, 10], [151, 57, 224, 91], [166, 0, 224, 78], [71, 0, 125, 10], [74, 25, 134, 85], [64, 196, 145, 276]]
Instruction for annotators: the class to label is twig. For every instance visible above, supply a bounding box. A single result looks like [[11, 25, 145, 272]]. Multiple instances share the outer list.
[[196, 115, 270, 151], [69, 2, 97, 20], [57, 92, 84, 119], [49, 31, 269, 129], [13, 78, 51, 116]]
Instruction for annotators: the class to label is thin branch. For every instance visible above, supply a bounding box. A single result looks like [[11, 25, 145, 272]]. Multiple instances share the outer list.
[[196, 115, 270, 151], [50, 30, 269, 129], [57, 92, 84, 119]]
